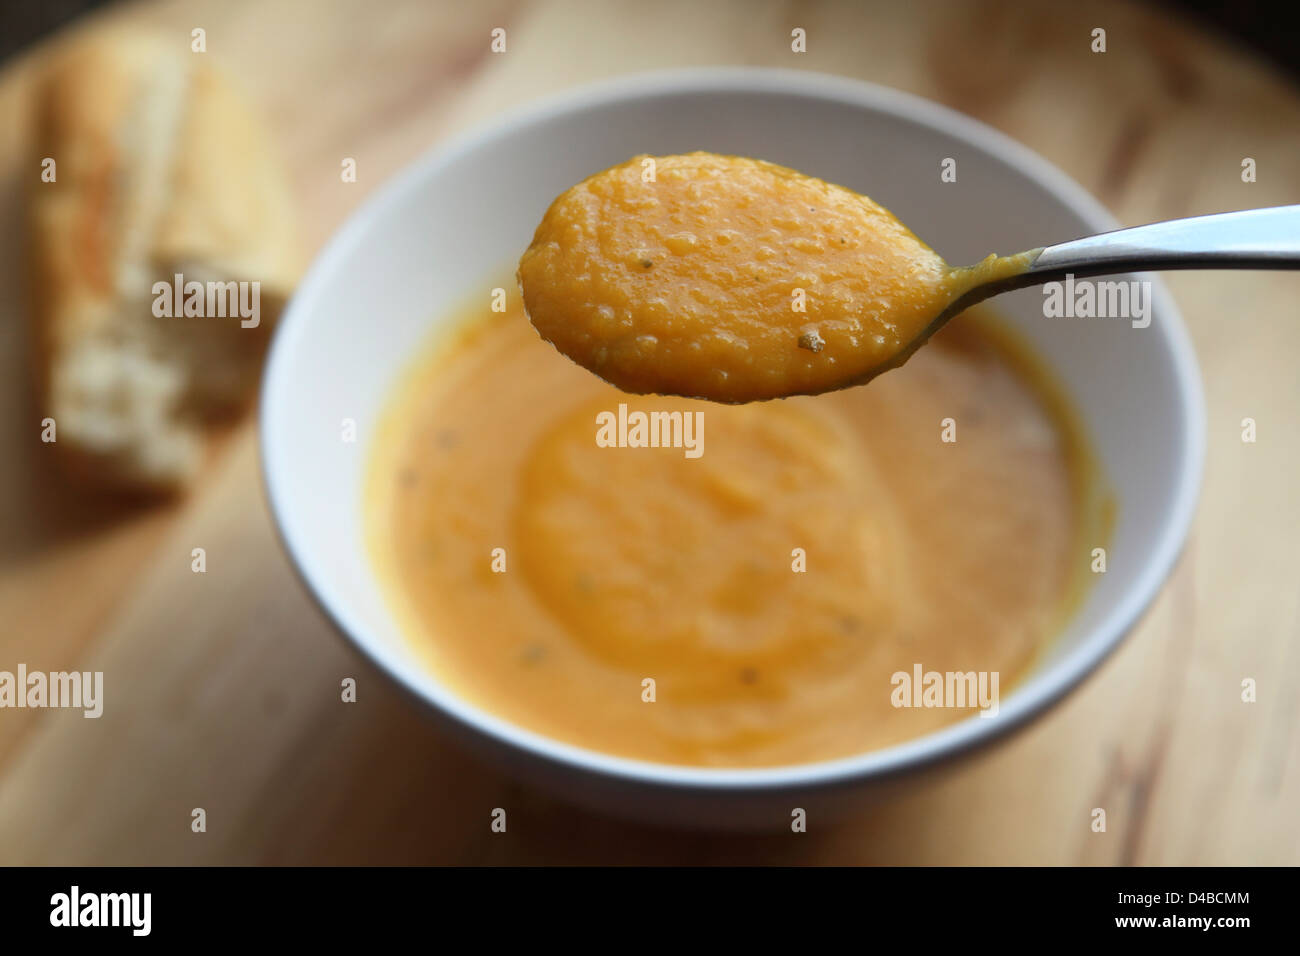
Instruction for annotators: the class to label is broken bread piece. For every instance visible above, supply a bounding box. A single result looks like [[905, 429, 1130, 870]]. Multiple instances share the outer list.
[[28, 30, 298, 493]]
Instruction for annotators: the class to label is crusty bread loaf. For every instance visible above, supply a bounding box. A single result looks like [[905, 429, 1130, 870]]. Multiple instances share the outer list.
[[28, 30, 298, 493]]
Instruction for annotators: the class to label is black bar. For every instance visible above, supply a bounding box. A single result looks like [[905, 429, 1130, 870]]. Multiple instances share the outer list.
[[0, 866, 1275, 941]]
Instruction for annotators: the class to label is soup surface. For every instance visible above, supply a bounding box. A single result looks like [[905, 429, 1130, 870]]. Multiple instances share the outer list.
[[518, 153, 1033, 402], [367, 292, 1093, 767]]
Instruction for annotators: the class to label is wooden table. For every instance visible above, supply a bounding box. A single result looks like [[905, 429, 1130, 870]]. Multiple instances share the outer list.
[[1, 0, 1297, 865]]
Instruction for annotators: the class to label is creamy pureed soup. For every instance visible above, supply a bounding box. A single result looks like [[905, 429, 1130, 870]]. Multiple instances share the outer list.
[[518, 153, 1035, 402], [366, 292, 1099, 768]]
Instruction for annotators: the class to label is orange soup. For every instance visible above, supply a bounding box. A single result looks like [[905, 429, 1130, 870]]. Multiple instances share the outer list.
[[518, 153, 1032, 402], [366, 290, 1098, 767]]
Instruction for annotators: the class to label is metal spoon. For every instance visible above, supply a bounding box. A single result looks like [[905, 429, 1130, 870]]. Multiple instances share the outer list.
[[891, 204, 1300, 371]]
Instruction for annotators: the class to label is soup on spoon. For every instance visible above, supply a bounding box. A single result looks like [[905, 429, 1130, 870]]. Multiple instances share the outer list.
[[517, 152, 1033, 402]]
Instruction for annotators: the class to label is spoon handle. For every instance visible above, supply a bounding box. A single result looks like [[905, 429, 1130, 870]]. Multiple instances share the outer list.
[[1025, 204, 1300, 281]]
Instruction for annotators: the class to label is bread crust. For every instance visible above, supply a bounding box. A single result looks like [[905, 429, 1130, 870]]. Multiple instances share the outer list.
[[28, 30, 298, 493]]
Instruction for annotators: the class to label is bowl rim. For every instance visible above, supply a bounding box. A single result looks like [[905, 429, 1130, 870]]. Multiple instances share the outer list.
[[260, 65, 1206, 793]]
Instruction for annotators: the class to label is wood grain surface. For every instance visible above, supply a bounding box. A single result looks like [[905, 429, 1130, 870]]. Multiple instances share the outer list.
[[0, 0, 1297, 865]]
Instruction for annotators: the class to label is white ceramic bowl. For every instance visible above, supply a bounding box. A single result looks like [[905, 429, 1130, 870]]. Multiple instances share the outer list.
[[261, 68, 1204, 828]]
